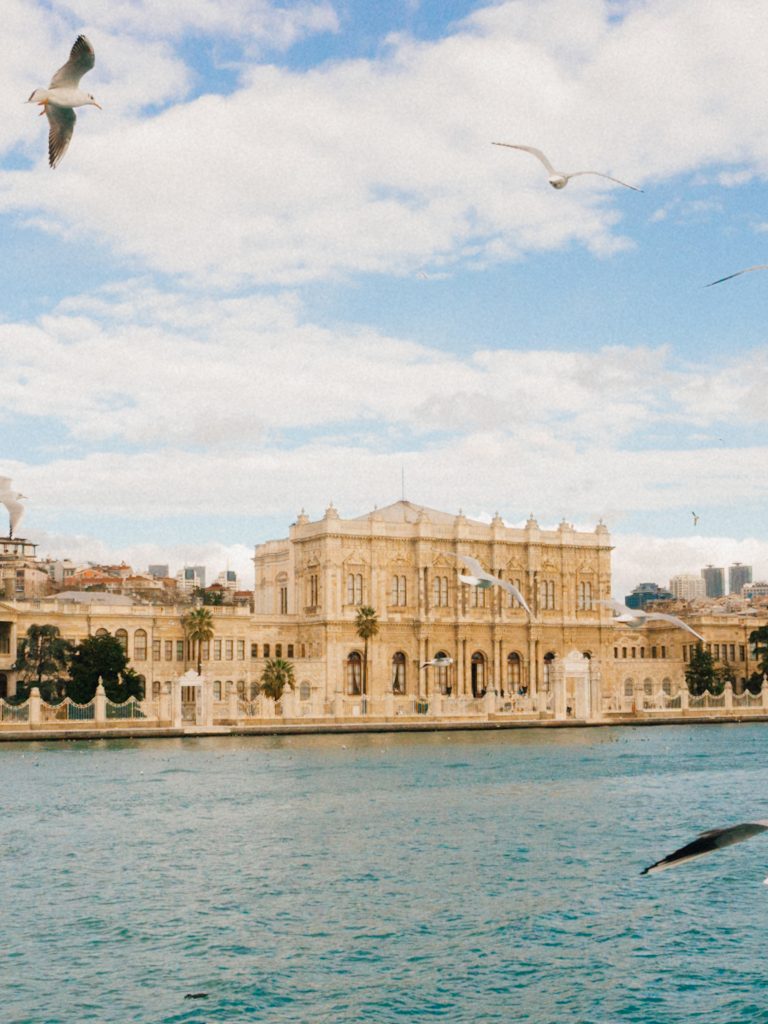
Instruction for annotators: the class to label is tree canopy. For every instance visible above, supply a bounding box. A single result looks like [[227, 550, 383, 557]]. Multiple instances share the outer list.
[[685, 644, 719, 696], [68, 633, 143, 703], [355, 605, 379, 697], [260, 657, 295, 702], [182, 607, 215, 674], [12, 624, 73, 702]]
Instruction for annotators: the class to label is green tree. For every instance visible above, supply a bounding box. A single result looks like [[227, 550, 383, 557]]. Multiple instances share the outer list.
[[354, 605, 379, 698], [749, 626, 768, 677], [67, 633, 143, 704], [685, 644, 716, 696], [259, 657, 295, 702], [182, 607, 215, 675], [12, 624, 73, 702]]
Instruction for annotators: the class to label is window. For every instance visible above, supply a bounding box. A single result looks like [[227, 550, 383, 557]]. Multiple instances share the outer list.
[[631, 647, 636, 659], [275, 644, 282, 658], [714, 644, 720, 659], [346, 573, 364, 605], [214, 639, 222, 660], [643, 679, 653, 696], [213, 681, 222, 701], [392, 652, 407, 694], [164, 640, 173, 660], [507, 652, 522, 691], [729, 644, 736, 662], [116, 629, 128, 651], [237, 640, 245, 660], [577, 581, 592, 610], [470, 585, 486, 608], [237, 680, 246, 695], [662, 678, 672, 695], [225, 639, 233, 660], [251, 643, 258, 658], [651, 646, 657, 659], [622, 647, 627, 659], [95, 628, 108, 637], [347, 651, 362, 694], [661, 646, 667, 659], [434, 651, 451, 694], [176, 639, 184, 661], [471, 651, 486, 697], [263, 643, 270, 658], [202, 640, 210, 661], [308, 574, 319, 606], [134, 629, 147, 661], [640, 647, 645, 659], [539, 580, 555, 610], [152, 639, 161, 661], [152, 680, 161, 698], [683, 645, 688, 662], [279, 586, 288, 614], [300, 681, 311, 701], [624, 679, 634, 697], [354, 574, 363, 604], [542, 652, 555, 691], [287, 644, 294, 659], [613, 647, 618, 659], [300, 644, 306, 658], [739, 644, 746, 661], [507, 578, 523, 608]]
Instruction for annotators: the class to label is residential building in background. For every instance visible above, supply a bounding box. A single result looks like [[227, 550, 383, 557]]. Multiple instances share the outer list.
[[701, 565, 725, 598], [625, 582, 673, 609], [729, 563, 753, 595], [669, 574, 706, 601]]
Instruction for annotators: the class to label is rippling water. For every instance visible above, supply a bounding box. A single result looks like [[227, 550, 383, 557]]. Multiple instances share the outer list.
[[4, 725, 768, 1022]]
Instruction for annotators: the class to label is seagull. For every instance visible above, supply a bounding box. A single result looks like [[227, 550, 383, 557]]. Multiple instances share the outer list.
[[421, 655, 454, 670], [643, 820, 768, 878], [27, 35, 100, 168], [691, 511, 700, 526], [491, 143, 642, 192], [706, 265, 768, 287], [445, 553, 533, 616], [599, 598, 704, 641], [0, 478, 27, 538]]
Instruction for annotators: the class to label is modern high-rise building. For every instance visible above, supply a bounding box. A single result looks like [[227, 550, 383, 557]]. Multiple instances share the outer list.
[[701, 565, 725, 598], [728, 563, 753, 594], [669, 574, 706, 600], [625, 582, 673, 609]]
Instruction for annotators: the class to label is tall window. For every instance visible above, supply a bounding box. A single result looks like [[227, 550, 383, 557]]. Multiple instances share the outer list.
[[280, 586, 288, 614], [392, 652, 407, 694], [577, 581, 592, 610], [152, 639, 161, 661], [346, 573, 363, 605], [134, 629, 147, 661], [507, 652, 522, 692], [164, 640, 173, 660], [507, 578, 523, 608], [176, 639, 184, 661], [432, 576, 449, 607], [225, 639, 233, 660], [214, 639, 222, 660], [275, 644, 282, 658], [237, 640, 245, 660], [434, 651, 451, 694], [308, 574, 319, 606], [539, 580, 555, 610], [115, 629, 128, 651], [347, 651, 362, 695], [542, 652, 555, 690], [471, 651, 486, 697], [470, 586, 486, 608], [202, 640, 210, 661], [391, 575, 407, 606]]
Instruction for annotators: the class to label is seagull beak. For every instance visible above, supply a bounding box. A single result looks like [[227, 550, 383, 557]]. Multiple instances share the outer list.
[[93, 101, 102, 110]]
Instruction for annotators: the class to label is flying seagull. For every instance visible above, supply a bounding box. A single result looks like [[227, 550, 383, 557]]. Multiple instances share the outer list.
[[643, 820, 768, 877], [491, 143, 642, 192], [421, 655, 454, 670], [446, 553, 533, 616], [599, 598, 704, 641], [691, 511, 700, 526], [27, 35, 100, 168], [706, 265, 768, 287], [0, 477, 27, 538]]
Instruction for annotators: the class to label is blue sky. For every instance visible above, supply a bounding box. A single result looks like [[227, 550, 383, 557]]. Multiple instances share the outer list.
[[2, 0, 768, 596]]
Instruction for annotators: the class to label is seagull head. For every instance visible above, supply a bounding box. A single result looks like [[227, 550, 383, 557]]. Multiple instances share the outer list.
[[87, 94, 102, 109], [548, 175, 568, 189]]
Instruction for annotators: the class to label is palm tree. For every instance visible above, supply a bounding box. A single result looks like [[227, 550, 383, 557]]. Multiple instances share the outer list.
[[354, 605, 379, 698], [260, 657, 295, 702], [12, 623, 73, 702], [182, 607, 214, 675]]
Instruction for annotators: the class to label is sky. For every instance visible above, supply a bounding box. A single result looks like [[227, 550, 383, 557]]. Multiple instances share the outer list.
[[2, 0, 768, 597]]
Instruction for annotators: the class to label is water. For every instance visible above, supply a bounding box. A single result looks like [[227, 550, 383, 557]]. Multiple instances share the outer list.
[[3, 725, 768, 1023]]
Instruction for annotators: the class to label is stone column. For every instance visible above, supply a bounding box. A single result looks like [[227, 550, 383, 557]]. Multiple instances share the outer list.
[[282, 686, 296, 719], [483, 688, 496, 717], [171, 679, 183, 729], [28, 686, 41, 726], [94, 680, 106, 724], [228, 686, 239, 722], [383, 690, 394, 718], [680, 688, 689, 712], [724, 681, 733, 711]]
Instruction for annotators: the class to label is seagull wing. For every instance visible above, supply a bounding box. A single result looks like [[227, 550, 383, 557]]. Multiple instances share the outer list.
[[644, 612, 704, 641], [458, 573, 481, 587], [566, 171, 642, 192], [453, 554, 487, 577], [705, 265, 768, 287], [497, 578, 533, 617], [643, 820, 768, 874], [49, 35, 95, 89], [0, 476, 12, 493], [597, 598, 634, 616], [47, 105, 76, 168], [491, 143, 556, 174]]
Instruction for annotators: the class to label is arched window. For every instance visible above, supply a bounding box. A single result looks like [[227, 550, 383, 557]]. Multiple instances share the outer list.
[[507, 652, 522, 692], [237, 680, 246, 695], [95, 628, 108, 637], [434, 651, 451, 694], [299, 681, 311, 701], [624, 678, 634, 697], [643, 679, 653, 696], [542, 652, 556, 691], [392, 651, 407, 694], [347, 651, 362, 695], [115, 628, 128, 651], [662, 678, 672, 695], [134, 629, 147, 661], [471, 651, 486, 698], [577, 581, 593, 610], [152, 680, 161, 698]]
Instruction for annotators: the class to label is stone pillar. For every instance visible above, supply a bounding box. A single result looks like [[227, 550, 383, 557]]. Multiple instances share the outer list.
[[483, 688, 496, 717], [282, 686, 296, 719], [552, 662, 566, 720], [680, 688, 689, 712], [28, 686, 41, 726], [171, 679, 183, 729], [383, 690, 394, 718], [493, 639, 502, 695], [724, 681, 733, 711], [457, 638, 466, 696], [94, 679, 106, 724], [228, 686, 239, 722], [200, 677, 213, 727]]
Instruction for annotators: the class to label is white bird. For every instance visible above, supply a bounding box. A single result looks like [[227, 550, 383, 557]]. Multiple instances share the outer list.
[[599, 599, 704, 641], [446, 553, 533, 617], [0, 477, 27, 538], [491, 143, 642, 192], [706, 265, 768, 287], [643, 820, 768, 878], [27, 35, 100, 168], [420, 655, 454, 670], [691, 511, 700, 526]]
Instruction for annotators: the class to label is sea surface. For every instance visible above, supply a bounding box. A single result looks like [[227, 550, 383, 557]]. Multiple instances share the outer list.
[[3, 724, 768, 1023]]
